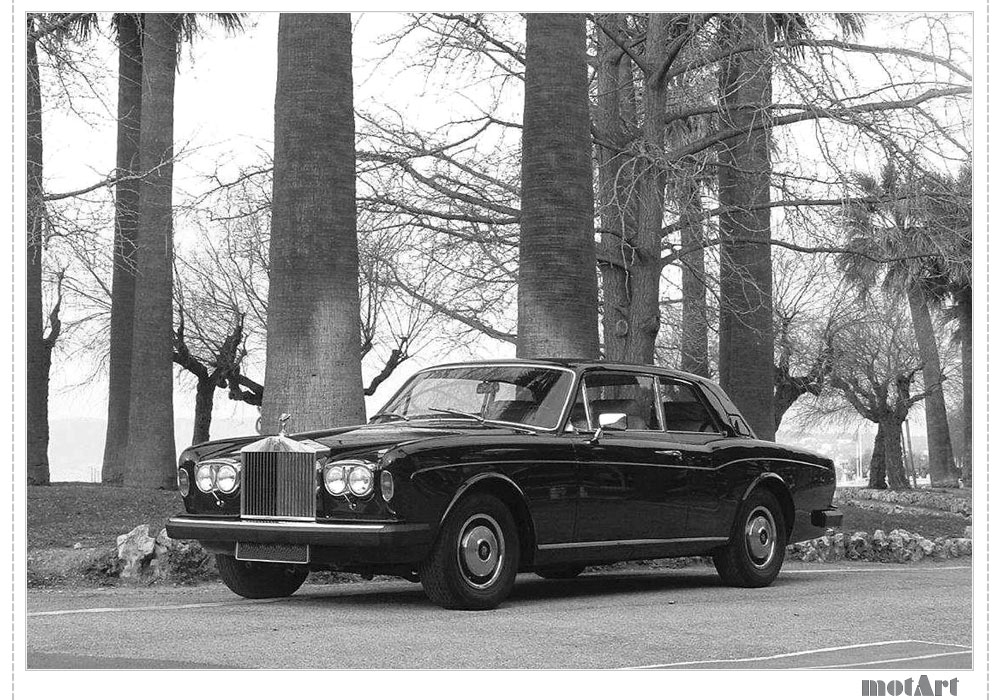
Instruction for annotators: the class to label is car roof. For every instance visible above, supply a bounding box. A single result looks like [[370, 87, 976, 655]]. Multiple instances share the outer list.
[[422, 358, 721, 387]]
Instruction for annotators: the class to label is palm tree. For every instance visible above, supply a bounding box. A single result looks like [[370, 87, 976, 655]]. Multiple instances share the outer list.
[[121, 12, 183, 488], [101, 13, 142, 485], [62, 13, 244, 484], [517, 13, 600, 359], [26, 15, 48, 485], [260, 13, 366, 434], [716, 13, 776, 440], [841, 160, 961, 488], [927, 162, 971, 483], [716, 13, 865, 441]]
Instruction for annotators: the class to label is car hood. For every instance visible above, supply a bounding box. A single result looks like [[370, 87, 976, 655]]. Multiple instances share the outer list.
[[180, 421, 515, 464]]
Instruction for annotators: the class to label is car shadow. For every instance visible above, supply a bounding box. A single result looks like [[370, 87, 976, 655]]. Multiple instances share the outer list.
[[284, 567, 749, 609], [507, 569, 727, 603]]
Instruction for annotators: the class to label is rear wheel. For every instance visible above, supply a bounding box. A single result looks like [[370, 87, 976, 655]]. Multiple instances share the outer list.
[[216, 554, 309, 599], [534, 565, 585, 580], [419, 493, 520, 610], [713, 489, 787, 588]]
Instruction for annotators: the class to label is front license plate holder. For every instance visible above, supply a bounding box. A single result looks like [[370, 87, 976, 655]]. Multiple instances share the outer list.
[[236, 541, 310, 565]]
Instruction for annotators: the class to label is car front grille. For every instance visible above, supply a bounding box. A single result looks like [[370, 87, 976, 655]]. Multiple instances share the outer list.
[[240, 451, 317, 520]]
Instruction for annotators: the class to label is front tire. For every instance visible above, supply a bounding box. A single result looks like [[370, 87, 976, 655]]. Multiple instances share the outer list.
[[419, 493, 520, 610], [216, 554, 309, 599], [713, 489, 787, 588]]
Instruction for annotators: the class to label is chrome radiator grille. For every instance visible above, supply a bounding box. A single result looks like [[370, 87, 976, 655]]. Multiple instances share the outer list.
[[240, 451, 317, 520]]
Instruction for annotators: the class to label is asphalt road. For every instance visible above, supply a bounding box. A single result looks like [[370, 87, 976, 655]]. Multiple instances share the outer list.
[[26, 560, 972, 670]]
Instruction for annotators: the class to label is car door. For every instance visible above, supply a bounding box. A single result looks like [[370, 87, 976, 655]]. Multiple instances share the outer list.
[[571, 370, 690, 544], [656, 376, 733, 540]]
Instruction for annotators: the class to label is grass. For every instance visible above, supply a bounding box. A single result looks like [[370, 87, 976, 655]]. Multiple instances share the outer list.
[[833, 502, 969, 539], [28, 483, 183, 549]]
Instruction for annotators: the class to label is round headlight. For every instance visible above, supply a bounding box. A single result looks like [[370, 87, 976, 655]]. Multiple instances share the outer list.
[[215, 463, 239, 494], [195, 463, 215, 493], [177, 468, 190, 497], [324, 465, 348, 496], [348, 465, 374, 497]]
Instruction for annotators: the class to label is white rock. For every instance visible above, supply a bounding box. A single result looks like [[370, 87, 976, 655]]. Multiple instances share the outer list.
[[116, 524, 155, 579]]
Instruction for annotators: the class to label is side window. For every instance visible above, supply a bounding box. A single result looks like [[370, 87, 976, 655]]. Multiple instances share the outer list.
[[658, 378, 720, 433], [582, 372, 661, 431]]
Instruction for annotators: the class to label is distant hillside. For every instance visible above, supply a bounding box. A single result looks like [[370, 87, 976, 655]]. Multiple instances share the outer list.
[[48, 416, 257, 482]]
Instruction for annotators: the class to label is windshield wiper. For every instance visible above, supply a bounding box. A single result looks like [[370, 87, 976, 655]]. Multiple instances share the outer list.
[[369, 412, 410, 423], [427, 406, 536, 434]]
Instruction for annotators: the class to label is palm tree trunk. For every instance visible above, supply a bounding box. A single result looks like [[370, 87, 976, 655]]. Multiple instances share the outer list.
[[122, 13, 179, 488], [517, 13, 599, 360], [261, 13, 366, 434], [957, 287, 972, 485], [102, 13, 143, 485], [26, 17, 50, 485], [906, 280, 959, 487], [717, 14, 776, 441]]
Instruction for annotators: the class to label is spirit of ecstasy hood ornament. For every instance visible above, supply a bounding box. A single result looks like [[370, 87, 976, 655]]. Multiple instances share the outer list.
[[278, 413, 292, 436]]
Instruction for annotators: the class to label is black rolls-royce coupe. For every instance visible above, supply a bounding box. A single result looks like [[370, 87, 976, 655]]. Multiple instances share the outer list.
[[166, 360, 842, 610]]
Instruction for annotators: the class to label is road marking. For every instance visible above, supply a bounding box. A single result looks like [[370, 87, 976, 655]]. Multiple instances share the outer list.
[[28, 598, 290, 617], [803, 650, 972, 669], [782, 566, 971, 574], [624, 640, 971, 669]]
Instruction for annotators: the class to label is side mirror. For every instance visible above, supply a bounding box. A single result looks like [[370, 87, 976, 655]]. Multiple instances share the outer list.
[[599, 412, 628, 430], [590, 412, 627, 443]]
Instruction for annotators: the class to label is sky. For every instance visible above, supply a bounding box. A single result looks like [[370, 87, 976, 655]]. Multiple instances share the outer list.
[[35, 12, 971, 480]]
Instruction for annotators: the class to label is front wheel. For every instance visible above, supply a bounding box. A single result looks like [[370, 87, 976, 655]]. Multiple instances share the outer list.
[[216, 554, 309, 599], [713, 489, 787, 588], [419, 493, 520, 610]]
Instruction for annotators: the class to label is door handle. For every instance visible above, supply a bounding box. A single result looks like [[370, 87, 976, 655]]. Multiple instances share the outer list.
[[656, 450, 683, 459]]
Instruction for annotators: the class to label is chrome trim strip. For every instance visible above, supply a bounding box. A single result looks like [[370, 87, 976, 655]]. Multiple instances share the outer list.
[[537, 537, 728, 550], [411, 460, 576, 479], [169, 517, 393, 532]]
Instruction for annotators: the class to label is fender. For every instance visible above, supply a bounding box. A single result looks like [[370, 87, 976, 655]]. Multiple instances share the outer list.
[[741, 471, 788, 502], [438, 471, 530, 526]]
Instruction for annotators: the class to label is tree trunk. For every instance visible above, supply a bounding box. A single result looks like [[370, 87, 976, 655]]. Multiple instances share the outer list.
[[122, 13, 179, 488], [26, 18, 50, 486], [880, 417, 910, 490], [192, 379, 215, 445], [261, 13, 366, 434], [677, 179, 709, 377], [716, 14, 776, 441], [595, 13, 631, 362], [517, 13, 600, 360], [957, 286, 972, 486], [867, 422, 887, 489], [102, 13, 143, 485], [906, 280, 959, 487], [598, 15, 670, 365]]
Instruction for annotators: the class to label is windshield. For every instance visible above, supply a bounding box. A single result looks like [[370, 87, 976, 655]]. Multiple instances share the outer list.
[[375, 365, 575, 430]]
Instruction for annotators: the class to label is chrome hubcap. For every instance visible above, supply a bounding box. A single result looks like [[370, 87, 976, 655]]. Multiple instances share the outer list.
[[745, 506, 776, 568], [457, 514, 505, 589]]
